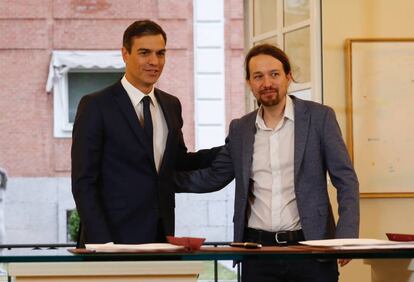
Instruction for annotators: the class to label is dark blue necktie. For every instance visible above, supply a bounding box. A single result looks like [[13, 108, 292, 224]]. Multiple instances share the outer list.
[[142, 96, 153, 149]]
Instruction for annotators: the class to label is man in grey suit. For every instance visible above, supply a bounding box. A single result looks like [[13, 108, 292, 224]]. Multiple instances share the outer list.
[[175, 44, 359, 282]]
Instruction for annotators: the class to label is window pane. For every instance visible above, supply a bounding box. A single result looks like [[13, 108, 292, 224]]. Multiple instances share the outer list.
[[253, 0, 277, 36], [284, 0, 310, 26], [284, 27, 310, 83], [255, 36, 278, 47], [68, 72, 123, 123]]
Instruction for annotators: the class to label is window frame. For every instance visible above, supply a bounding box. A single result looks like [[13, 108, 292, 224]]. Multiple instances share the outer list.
[[47, 51, 125, 138], [246, 0, 322, 110]]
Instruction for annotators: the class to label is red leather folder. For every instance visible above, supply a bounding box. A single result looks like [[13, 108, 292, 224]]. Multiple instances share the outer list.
[[386, 233, 414, 242], [166, 236, 205, 251]]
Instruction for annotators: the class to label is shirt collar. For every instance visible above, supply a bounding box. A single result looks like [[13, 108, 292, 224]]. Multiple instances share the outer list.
[[255, 95, 295, 130], [285, 95, 294, 121], [121, 75, 155, 107]]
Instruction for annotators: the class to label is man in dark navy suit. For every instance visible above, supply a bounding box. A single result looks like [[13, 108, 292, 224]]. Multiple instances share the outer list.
[[71, 20, 218, 247]]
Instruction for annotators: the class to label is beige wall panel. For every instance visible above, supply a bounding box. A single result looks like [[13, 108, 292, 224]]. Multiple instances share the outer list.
[[323, 0, 414, 281]]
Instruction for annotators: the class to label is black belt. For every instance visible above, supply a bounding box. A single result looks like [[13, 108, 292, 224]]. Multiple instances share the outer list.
[[245, 227, 305, 246]]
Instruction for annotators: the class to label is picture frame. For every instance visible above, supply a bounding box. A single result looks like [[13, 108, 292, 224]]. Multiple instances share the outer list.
[[345, 38, 414, 198]]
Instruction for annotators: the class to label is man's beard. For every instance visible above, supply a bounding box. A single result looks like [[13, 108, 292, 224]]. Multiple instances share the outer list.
[[258, 89, 281, 107]]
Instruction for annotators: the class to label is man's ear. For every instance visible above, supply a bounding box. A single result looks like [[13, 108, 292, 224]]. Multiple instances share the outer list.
[[287, 72, 293, 83], [121, 47, 128, 63], [245, 79, 252, 90]]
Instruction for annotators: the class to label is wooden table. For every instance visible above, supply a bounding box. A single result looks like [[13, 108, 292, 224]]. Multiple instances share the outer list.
[[1, 245, 414, 282]]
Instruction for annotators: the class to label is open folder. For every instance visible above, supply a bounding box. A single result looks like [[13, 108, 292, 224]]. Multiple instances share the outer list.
[[299, 238, 414, 250]]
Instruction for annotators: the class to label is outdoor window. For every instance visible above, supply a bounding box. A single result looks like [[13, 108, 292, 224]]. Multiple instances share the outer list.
[[247, 0, 322, 108], [47, 51, 125, 138]]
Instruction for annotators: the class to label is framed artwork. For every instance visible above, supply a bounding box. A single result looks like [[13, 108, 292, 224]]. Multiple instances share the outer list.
[[345, 38, 414, 198]]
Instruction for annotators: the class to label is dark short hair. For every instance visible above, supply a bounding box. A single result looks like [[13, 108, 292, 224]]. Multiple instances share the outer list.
[[123, 20, 167, 53], [244, 44, 292, 80]]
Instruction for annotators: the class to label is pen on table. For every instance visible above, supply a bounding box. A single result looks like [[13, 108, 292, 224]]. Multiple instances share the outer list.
[[229, 242, 262, 249]]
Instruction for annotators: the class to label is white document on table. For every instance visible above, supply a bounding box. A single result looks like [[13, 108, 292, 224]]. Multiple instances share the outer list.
[[85, 242, 183, 252], [299, 238, 414, 250]]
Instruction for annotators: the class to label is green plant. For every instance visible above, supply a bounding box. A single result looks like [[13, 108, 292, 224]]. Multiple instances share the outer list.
[[68, 209, 80, 242]]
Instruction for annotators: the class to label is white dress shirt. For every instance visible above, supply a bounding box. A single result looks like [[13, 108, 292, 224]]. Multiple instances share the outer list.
[[248, 96, 302, 232], [121, 76, 168, 172]]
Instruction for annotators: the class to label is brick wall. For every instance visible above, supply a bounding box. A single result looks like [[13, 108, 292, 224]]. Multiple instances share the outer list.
[[0, 0, 245, 244], [225, 0, 245, 128], [1, 0, 240, 177]]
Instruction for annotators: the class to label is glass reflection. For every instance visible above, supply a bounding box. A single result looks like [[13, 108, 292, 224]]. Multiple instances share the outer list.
[[284, 0, 310, 26], [253, 0, 278, 36], [284, 27, 310, 83], [255, 36, 278, 47]]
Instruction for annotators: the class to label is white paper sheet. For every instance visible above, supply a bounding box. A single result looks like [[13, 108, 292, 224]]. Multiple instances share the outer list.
[[85, 242, 184, 252], [299, 238, 414, 250]]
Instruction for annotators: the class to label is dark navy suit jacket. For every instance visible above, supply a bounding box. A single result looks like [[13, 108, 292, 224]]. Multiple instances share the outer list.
[[72, 81, 218, 246]]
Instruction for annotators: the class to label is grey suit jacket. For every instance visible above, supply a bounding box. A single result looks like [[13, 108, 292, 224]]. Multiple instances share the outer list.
[[176, 96, 359, 242]]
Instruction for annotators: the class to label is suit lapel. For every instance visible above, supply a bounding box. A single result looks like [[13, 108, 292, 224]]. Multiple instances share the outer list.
[[292, 96, 310, 179], [154, 89, 172, 174], [241, 111, 257, 196], [112, 81, 155, 166]]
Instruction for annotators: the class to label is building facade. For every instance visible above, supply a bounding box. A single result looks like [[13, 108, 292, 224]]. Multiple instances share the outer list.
[[0, 0, 244, 243]]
